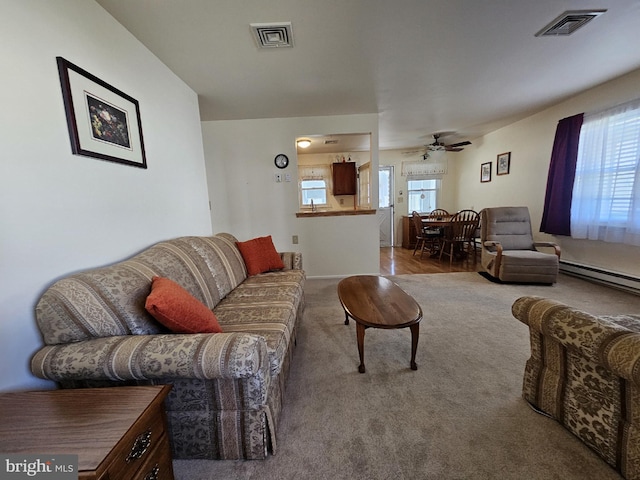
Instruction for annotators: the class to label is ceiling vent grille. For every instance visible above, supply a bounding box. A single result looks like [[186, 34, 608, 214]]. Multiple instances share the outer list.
[[250, 22, 293, 48], [535, 10, 606, 37]]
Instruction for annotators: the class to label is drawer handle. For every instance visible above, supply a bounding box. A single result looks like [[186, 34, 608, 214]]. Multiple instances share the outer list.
[[144, 464, 160, 480], [126, 429, 152, 463]]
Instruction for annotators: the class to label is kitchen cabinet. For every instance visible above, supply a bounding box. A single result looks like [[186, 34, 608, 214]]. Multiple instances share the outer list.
[[332, 162, 357, 195]]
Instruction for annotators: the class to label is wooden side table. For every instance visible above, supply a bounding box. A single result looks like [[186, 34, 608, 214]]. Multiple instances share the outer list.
[[0, 385, 174, 480]]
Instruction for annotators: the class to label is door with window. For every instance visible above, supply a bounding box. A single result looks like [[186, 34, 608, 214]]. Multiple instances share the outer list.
[[378, 166, 394, 247]]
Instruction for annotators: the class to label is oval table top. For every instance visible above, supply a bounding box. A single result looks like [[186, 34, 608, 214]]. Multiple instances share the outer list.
[[337, 275, 422, 329]]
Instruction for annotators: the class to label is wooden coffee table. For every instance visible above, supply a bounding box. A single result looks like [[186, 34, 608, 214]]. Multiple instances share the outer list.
[[337, 275, 422, 373]]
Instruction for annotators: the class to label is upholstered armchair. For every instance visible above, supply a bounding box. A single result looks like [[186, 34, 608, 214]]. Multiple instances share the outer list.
[[512, 296, 640, 479], [480, 206, 560, 284]]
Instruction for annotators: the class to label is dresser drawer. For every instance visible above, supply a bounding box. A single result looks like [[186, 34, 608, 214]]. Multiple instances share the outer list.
[[132, 432, 174, 480], [99, 402, 168, 480]]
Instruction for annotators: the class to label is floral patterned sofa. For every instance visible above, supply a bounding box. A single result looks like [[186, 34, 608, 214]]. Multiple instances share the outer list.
[[512, 296, 640, 479], [31, 233, 305, 460]]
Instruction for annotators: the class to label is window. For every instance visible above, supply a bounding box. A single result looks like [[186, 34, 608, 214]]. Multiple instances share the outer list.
[[298, 164, 331, 209], [571, 99, 640, 246], [407, 178, 440, 214], [301, 179, 327, 206]]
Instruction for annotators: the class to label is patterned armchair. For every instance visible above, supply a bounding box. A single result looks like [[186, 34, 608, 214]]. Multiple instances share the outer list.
[[31, 233, 305, 460], [512, 296, 640, 479]]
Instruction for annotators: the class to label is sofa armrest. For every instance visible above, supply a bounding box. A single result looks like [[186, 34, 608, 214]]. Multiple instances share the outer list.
[[279, 251, 303, 270], [31, 332, 270, 383], [533, 242, 561, 258], [512, 295, 640, 384]]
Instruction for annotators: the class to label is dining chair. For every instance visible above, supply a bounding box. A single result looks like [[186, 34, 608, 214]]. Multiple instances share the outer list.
[[439, 209, 480, 267], [423, 209, 449, 251], [472, 211, 483, 258], [411, 211, 441, 258]]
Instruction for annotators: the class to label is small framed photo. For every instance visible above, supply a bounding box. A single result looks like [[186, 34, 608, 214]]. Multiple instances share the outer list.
[[57, 57, 147, 168], [481, 162, 492, 183], [497, 152, 511, 175]]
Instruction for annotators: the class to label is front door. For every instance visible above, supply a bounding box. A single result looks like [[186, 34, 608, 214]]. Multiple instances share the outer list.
[[378, 166, 394, 247]]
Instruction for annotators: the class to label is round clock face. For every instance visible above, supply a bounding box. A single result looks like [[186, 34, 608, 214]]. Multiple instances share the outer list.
[[274, 154, 289, 169]]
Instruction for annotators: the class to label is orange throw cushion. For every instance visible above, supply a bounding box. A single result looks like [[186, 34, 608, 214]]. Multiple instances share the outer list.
[[236, 235, 285, 276], [145, 276, 222, 334]]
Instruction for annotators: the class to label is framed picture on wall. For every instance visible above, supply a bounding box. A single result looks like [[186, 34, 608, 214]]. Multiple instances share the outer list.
[[481, 162, 492, 183], [56, 57, 147, 168], [497, 152, 511, 175]]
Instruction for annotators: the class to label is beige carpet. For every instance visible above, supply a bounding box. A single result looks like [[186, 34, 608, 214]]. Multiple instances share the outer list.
[[173, 272, 640, 480]]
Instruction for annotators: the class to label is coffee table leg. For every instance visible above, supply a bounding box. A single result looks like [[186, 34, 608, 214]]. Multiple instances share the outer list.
[[410, 323, 419, 370], [356, 323, 366, 373]]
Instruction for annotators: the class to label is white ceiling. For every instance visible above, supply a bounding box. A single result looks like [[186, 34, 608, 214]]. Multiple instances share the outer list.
[[96, 0, 640, 151]]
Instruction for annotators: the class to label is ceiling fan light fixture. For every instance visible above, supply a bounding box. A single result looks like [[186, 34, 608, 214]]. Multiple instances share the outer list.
[[297, 139, 311, 148]]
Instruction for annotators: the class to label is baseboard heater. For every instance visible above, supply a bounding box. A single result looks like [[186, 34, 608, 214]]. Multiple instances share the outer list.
[[559, 260, 640, 296]]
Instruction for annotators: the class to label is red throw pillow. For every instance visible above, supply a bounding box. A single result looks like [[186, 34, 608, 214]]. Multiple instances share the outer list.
[[145, 276, 222, 334], [236, 235, 285, 276]]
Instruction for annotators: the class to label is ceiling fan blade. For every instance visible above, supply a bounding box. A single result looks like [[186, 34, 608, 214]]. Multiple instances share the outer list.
[[445, 147, 464, 152], [447, 141, 472, 148]]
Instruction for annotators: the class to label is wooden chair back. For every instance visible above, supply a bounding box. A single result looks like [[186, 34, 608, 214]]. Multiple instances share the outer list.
[[449, 209, 480, 241], [428, 209, 449, 220], [411, 211, 426, 236]]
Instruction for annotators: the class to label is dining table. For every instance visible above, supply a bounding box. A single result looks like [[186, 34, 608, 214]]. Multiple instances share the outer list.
[[421, 215, 453, 229], [421, 214, 477, 259]]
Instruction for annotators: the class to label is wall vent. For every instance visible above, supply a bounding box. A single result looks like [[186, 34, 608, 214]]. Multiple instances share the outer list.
[[324, 139, 339, 145], [250, 22, 293, 48], [535, 10, 606, 37]]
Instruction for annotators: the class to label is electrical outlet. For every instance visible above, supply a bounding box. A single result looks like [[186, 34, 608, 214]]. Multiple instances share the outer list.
[[339, 198, 344, 205], [397, 196, 404, 203], [292, 235, 298, 244]]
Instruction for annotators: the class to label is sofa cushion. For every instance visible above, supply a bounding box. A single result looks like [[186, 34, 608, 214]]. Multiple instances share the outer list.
[[236, 236, 285, 276], [214, 269, 305, 376], [146, 276, 223, 334]]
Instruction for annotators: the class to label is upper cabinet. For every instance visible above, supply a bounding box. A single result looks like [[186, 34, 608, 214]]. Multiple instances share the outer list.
[[332, 162, 357, 195]]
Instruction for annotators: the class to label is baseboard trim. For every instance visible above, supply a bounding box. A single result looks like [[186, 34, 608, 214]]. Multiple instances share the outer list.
[[559, 260, 640, 296]]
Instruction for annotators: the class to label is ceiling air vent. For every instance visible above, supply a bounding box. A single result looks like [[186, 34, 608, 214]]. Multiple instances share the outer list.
[[324, 139, 339, 145], [250, 22, 293, 48], [535, 10, 606, 37]]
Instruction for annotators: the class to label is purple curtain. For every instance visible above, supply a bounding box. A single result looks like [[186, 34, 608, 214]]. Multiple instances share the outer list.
[[540, 113, 584, 235]]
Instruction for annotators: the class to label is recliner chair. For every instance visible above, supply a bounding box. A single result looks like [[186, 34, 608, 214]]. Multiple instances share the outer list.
[[480, 206, 560, 284]]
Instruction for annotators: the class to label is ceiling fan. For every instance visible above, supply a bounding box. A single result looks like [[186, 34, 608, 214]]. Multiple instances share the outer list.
[[425, 134, 471, 152]]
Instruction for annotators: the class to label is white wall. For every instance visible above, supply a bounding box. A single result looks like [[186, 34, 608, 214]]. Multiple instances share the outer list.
[[0, 0, 212, 391], [202, 114, 380, 277], [454, 67, 640, 278]]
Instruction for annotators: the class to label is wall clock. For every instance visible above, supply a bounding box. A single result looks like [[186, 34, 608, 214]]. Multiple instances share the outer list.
[[274, 154, 289, 169]]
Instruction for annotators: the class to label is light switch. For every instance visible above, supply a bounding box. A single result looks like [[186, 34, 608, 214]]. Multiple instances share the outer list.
[[285, 173, 292, 182], [275, 173, 282, 182]]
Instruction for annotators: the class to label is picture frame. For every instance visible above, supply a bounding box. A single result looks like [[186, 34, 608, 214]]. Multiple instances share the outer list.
[[497, 152, 511, 175], [481, 162, 492, 183], [57, 57, 147, 168]]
